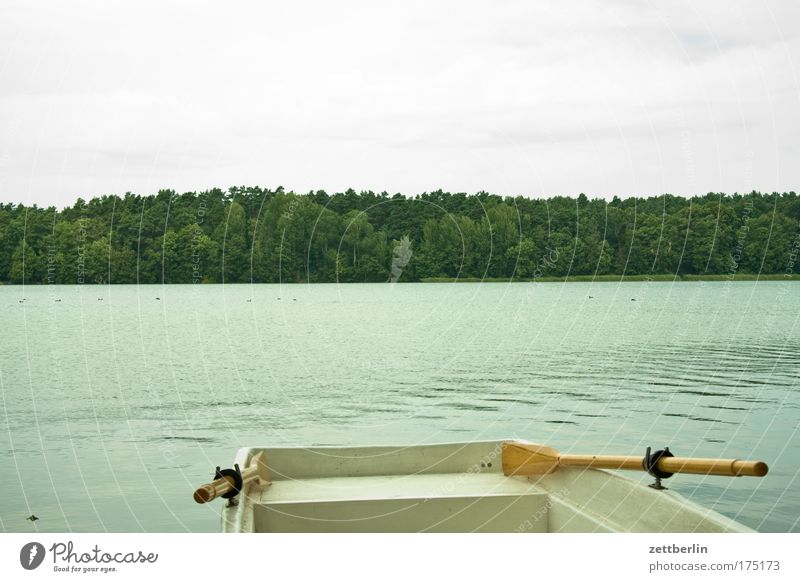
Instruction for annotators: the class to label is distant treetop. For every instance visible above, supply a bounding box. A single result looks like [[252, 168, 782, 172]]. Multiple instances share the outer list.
[[1, 188, 798, 283]]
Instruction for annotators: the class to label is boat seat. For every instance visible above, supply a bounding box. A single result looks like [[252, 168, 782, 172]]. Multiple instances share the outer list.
[[249, 473, 550, 533]]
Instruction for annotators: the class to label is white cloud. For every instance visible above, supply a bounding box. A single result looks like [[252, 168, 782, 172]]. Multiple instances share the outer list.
[[0, 0, 798, 206]]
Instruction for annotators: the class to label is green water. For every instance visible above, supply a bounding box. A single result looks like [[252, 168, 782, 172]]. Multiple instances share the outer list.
[[1, 282, 799, 532]]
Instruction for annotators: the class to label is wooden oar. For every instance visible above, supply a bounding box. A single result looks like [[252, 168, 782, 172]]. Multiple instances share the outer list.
[[193, 452, 271, 504], [502, 442, 769, 478]]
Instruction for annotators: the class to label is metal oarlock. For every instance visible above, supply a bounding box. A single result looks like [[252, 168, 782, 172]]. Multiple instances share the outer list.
[[214, 463, 243, 506], [643, 446, 675, 490]]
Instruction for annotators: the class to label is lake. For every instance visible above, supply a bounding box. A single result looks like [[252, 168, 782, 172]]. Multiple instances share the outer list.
[[1, 282, 798, 532]]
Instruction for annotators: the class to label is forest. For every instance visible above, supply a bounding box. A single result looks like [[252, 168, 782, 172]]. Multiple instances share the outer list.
[[1, 188, 799, 284]]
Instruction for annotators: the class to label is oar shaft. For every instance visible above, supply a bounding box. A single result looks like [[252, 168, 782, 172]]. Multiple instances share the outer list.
[[559, 454, 768, 477], [193, 464, 263, 504], [658, 457, 768, 477], [193, 475, 236, 504], [559, 454, 642, 471]]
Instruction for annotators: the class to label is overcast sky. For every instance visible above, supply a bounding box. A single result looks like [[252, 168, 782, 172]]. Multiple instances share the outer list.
[[1, 0, 798, 207]]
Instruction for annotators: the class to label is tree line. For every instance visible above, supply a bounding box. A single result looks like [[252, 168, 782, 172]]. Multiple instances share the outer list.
[[1, 187, 798, 284]]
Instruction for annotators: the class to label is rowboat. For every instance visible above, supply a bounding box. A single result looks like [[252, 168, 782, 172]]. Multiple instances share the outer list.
[[194, 440, 768, 533]]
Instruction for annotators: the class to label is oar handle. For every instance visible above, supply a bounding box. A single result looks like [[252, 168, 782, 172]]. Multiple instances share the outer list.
[[559, 454, 769, 477], [193, 475, 238, 504], [193, 453, 271, 504]]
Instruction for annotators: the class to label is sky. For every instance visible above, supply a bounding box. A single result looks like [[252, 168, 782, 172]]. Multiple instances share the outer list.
[[1, 0, 798, 207]]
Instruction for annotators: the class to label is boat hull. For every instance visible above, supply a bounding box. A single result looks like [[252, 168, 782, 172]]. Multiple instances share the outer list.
[[220, 441, 752, 533]]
